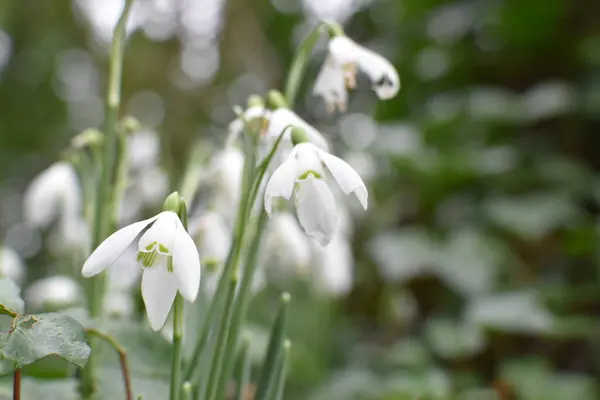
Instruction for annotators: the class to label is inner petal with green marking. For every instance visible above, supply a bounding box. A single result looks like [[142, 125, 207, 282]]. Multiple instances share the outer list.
[[298, 170, 322, 180]]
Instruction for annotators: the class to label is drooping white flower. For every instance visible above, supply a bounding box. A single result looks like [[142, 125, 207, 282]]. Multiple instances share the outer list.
[[24, 161, 82, 229], [262, 212, 312, 283], [205, 147, 245, 220], [82, 211, 201, 331], [227, 106, 271, 145], [24, 275, 82, 311], [266, 108, 330, 153], [0, 246, 25, 285], [264, 142, 367, 246], [314, 36, 400, 112]]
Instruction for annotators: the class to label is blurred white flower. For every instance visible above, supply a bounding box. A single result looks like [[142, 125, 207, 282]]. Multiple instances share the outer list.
[[264, 142, 367, 246], [128, 130, 160, 171], [82, 211, 201, 331], [104, 290, 135, 317], [314, 36, 400, 112], [189, 211, 231, 266], [24, 161, 81, 230], [25, 275, 81, 311], [0, 246, 25, 285], [262, 212, 312, 281], [312, 234, 354, 296], [227, 106, 271, 145], [205, 147, 245, 220]]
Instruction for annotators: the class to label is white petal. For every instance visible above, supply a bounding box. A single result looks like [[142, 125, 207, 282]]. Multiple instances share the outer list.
[[0, 247, 25, 285], [313, 58, 348, 113], [314, 235, 354, 296], [294, 175, 338, 246], [141, 263, 179, 331], [264, 156, 298, 214], [294, 142, 325, 175], [267, 108, 330, 151], [82, 213, 160, 277], [317, 149, 368, 210], [172, 219, 201, 302], [328, 36, 400, 100], [138, 211, 179, 253]]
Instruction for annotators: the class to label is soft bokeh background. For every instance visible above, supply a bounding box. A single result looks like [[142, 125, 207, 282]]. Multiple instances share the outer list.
[[1, 0, 600, 399]]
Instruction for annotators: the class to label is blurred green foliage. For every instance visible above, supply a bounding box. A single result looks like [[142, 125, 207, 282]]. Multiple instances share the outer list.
[[1, 0, 600, 399]]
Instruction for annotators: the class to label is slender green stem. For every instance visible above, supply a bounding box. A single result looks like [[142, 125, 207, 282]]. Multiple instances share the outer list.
[[170, 294, 185, 400], [183, 124, 258, 383], [203, 275, 239, 400], [213, 210, 269, 400], [85, 329, 133, 400], [234, 336, 252, 400], [82, 1, 134, 396], [254, 293, 291, 400], [271, 340, 291, 400]]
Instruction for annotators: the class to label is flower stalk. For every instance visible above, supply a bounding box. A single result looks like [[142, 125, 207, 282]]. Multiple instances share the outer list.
[[82, 0, 134, 396]]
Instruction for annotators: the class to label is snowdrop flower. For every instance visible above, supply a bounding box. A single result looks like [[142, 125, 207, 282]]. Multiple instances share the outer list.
[[0, 246, 25, 285], [82, 211, 200, 331], [205, 147, 245, 220], [266, 108, 330, 154], [314, 36, 400, 112], [264, 142, 367, 246], [312, 234, 354, 297], [227, 106, 271, 145], [262, 213, 312, 282], [24, 161, 81, 229], [25, 275, 82, 311]]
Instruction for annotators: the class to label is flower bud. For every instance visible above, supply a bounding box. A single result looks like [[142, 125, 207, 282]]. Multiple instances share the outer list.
[[163, 191, 183, 214], [247, 95, 265, 108], [71, 128, 104, 149], [266, 90, 288, 109], [291, 126, 310, 146]]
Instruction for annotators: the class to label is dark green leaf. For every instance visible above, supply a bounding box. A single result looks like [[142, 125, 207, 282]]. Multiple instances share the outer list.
[[0, 313, 90, 370]]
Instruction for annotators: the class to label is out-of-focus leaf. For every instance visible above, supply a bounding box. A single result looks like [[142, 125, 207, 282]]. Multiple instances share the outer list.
[[0, 313, 90, 370], [484, 194, 579, 241], [309, 369, 379, 400], [378, 339, 431, 369], [424, 318, 486, 359], [500, 358, 598, 400], [369, 228, 437, 282], [381, 369, 451, 398], [466, 292, 554, 334], [0, 278, 24, 316]]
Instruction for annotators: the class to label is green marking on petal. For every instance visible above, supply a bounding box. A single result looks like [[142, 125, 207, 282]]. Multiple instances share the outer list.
[[144, 241, 157, 251], [298, 170, 322, 180], [158, 243, 169, 253], [167, 257, 174, 273]]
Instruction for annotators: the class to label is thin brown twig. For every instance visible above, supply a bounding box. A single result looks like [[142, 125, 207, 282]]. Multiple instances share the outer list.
[[86, 328, 133, 400], [13, 368, 21, 400]]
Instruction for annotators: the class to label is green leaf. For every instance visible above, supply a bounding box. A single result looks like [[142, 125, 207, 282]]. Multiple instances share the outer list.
[[424, 318, 486, 359], [0, 313, 90, 370], [0, 278, 24, 316]]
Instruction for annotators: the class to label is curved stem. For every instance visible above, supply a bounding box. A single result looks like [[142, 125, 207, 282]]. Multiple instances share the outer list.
[[12, 369, 20, 400], [85, 329, 133, 400]]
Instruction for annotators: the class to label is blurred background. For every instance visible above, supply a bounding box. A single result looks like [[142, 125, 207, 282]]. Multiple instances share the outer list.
[[1, 0, 600, 399]]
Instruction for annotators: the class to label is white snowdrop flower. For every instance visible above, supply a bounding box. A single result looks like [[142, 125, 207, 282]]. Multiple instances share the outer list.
[[312, 234, 354, 296], [0, 246, 25, 285], [24, 161, 81, 229], [264, 142, 367, 246], [82, 211, 201, 331], [262, 212, 312, 282], [25, 275, 82, 311], [205, 147, 245, 220], [314, 36, 400, 112], [189, 211, 231, 266]]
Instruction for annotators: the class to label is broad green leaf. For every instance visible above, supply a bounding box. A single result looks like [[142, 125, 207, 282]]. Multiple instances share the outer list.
[[0, 278, 24, 316], [424, 318, 486, 359], [0, 313, 90, 370]]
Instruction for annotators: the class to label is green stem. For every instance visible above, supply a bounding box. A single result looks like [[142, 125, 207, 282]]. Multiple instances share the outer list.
[[12, 368, 20, 400], [254, 293, 291, 400], [213, 210, 269, 400], [85, 329, 133, 400], [283, 20, 345, 108], [180, 382, 194, 400], [234, 336, 252, 400], [170, 294, 185, 400], [183, 123, 258, 384], [271, 340, 291, 400], [82, 0, 134, 396], [203, 275, 239, 400]]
